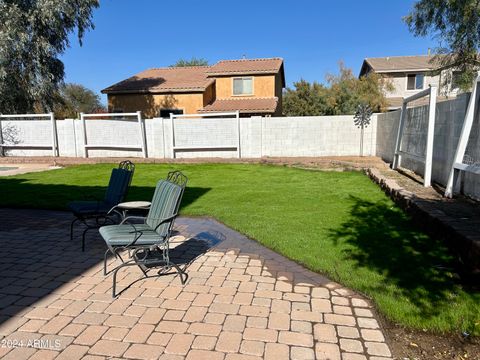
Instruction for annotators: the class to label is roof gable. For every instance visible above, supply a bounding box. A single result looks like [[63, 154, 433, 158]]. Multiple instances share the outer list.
[[102, 57, 285, 94], [206, 58, 284, 76], [102, 66, 214, 94], [360, 55, 442, 76]]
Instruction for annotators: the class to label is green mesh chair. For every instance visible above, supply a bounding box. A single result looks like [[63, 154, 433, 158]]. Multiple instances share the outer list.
[[68, 160, 135, 251], [99, 171, 188, 297]]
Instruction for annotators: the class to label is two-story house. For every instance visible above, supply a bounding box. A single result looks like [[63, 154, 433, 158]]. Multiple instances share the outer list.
[[102, 58, 285, 117], [359, 55, 460, 109]]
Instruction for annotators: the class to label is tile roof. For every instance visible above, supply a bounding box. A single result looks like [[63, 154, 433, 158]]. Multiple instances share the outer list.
[[101, 66, 214, 94], [386, 95, 450, 109], [199, 97, 279, 114], [362, 55, 442, 74], [206, 58, 284, 76]]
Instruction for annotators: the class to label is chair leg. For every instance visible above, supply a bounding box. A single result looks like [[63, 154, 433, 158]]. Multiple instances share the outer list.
[[110, 258, 187, 297], [104, 248, 112, 276], [70, 218, 80, 241], [82, 228, 89, 252], [167, 261, 188, 285], [111, 259, 136, 297]]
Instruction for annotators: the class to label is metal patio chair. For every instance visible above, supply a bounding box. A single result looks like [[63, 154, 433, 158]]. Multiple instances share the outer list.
[[68, 160, 135, 251], [99, 170, 188, 297]]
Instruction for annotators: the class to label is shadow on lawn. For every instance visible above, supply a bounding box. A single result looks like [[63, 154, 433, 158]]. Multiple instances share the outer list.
[[0, 176, 210, 211], [331, 196, 474, 323]]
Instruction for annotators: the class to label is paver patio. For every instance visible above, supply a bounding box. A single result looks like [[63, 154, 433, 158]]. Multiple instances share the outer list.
[[0, 208, 392, 359]]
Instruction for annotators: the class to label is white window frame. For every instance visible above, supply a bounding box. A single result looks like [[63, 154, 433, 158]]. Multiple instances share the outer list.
[[232, 77, 254, 96], [406, 73, 425, 91]]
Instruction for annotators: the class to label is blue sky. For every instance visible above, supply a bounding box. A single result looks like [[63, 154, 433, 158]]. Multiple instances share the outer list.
[[61, 0, 437, 104]]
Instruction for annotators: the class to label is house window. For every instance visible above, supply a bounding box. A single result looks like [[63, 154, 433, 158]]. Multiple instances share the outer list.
[[407, 74, 424, 90], [233, 77, 253, 95], [159, 108, 183, 118]]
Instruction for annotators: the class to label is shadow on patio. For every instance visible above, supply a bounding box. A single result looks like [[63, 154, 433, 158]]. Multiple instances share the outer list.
[[0, 182, 212, 328]]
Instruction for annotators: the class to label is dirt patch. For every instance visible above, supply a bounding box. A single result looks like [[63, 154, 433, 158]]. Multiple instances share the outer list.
[[386, 325, 479, 360]]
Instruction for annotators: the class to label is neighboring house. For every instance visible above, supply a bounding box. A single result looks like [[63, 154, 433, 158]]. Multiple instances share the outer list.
[[102, 58, 285, 117], [359, 55, 460, 109]]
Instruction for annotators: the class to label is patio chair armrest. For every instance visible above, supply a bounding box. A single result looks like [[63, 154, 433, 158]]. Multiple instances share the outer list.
[[123, 223, 143, 247], [120, 216, 147, 225], [152, 213, 178, 231]]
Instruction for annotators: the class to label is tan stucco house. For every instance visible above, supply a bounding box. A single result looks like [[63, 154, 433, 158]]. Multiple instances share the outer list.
[[359, 55, 460, 109], [102, 58, 285, 117]]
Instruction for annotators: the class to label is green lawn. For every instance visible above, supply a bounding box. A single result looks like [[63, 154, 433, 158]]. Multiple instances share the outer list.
[[1, 163, 478, 335]]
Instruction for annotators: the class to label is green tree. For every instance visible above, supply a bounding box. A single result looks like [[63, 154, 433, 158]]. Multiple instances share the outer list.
[[170, 57, 209, 67], [0, 0, 99, 114], [283, 79, 329, 116], [405, 0, 480, 90], [326, 63, 391, 115], [54, 83, 104, 118], [283, 63, 391, 116]]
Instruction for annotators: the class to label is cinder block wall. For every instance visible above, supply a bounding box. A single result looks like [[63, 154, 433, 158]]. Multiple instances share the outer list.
[[1, 114, 376, 159]]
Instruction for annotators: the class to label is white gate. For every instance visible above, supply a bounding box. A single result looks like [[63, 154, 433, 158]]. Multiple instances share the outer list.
[[0, 113, 58, 157], [170, 111, 240, 158], [445, 72, 480, 197], [80, 112, 147, 158], [392, 85, 437, 187]]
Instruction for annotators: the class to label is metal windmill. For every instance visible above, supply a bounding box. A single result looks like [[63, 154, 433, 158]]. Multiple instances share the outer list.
[[354, 104, 372, 157]]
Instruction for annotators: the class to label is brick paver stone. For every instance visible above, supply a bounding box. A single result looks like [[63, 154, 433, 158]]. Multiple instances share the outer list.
[[267, 313, 290, 330], [124, 344, 166, 360], [291, 346, 315, 360], [165, 334, 195, 355], [314, 323, 337, 343], [243, 328, 278, 342], [192, 335, 218, 350], [88, 339, 129, 357], [340, 338, 364, 353], [240, 340, 265, 356], [156, 321, 189, 334], [315, 342, 342, 360], [278, 331, 314, 347], [361, 329, 385, 342], [337, 325, 360, 339], [28, 349, 59, 360], [124, 323, 155, 343], [215, 331, 243, 353], [55, 344, 89, 360], [264, 343, 290, 360], [365, 342, 392, 357], [74, 326, 108, 346], [358, 317, 380, 329], [223, 315, 246, 332], [186, 349, 226, 360], [188, 322, 222, 336]]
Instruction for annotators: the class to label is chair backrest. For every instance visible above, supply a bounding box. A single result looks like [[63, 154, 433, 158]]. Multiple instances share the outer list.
[[146, 171, 188, 237], [103, 162, 135, 206], [118, 160, 135, 198]]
